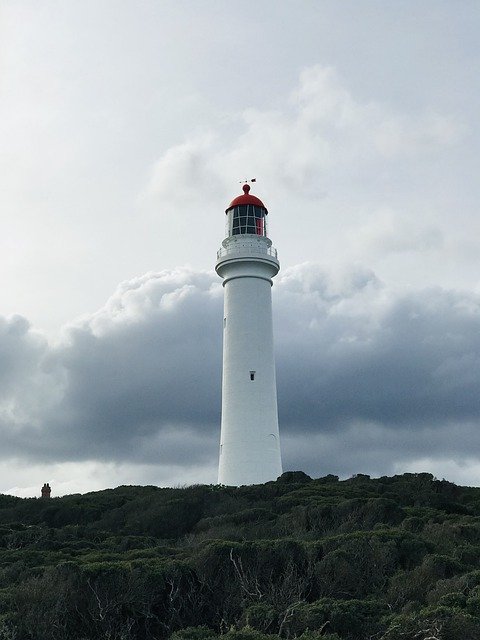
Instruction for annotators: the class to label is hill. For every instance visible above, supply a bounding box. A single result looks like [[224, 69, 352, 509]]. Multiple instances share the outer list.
[[1, 472, 480, 640]]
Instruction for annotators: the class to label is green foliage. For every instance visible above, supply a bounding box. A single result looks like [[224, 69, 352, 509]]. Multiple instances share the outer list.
[[2, 473, 480, 638], [171, 627, 218, 640], [381, 606, 480, 640]]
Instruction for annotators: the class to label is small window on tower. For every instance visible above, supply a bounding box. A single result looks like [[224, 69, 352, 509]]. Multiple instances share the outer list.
[[250, 371, 255, 381], [224, 317, 227, 328]]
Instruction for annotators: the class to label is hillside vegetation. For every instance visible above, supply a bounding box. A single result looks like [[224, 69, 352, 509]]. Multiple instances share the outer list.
[[2, 472, 480, 640]]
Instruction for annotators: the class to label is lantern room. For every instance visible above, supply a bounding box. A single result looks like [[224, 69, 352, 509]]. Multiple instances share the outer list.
[[225, 184, 268, 238]]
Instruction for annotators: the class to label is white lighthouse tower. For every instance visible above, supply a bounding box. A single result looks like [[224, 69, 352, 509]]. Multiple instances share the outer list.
[[216, 184, 282, 485]]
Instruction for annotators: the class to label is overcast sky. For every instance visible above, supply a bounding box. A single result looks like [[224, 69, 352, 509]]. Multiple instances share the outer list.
[[1, 1, 480, 496]]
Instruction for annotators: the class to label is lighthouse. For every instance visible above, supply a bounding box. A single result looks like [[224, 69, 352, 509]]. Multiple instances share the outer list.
[[216, 184, 282, 485]]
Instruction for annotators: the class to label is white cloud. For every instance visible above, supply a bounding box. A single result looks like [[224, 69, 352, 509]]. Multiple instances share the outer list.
[[348, 207, 444, 256], [142, 64, 464, 207], [134, 63, 468, 300], [395, 458, 480, 488]]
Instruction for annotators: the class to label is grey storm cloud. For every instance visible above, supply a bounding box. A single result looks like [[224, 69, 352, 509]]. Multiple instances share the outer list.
[[274, 265, 480, 431], [0, 315, 47, 398], [1, 264, 480, 479]]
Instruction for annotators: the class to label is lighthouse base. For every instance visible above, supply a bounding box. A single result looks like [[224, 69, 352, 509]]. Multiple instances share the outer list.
[[218, 435, 282, 486]]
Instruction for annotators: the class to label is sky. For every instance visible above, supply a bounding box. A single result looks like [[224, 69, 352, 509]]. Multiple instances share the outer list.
[[1, 0, 480, 496]]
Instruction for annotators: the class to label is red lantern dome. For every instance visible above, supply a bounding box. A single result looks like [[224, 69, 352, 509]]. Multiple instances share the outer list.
[[226, 184, 268, 213]]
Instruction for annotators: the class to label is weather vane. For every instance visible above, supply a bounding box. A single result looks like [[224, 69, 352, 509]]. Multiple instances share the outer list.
[[239, 178, 257, 185]]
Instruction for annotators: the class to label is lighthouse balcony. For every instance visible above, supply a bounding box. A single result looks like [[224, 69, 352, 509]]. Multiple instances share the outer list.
[[216, 235, 278, 261], [216, 235, 279, 281]]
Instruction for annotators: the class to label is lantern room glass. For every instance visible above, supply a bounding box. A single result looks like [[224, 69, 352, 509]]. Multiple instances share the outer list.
[[225, 205, 268, 238]]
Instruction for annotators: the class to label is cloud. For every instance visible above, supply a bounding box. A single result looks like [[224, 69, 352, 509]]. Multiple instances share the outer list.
[[275, 265, 480, 431], [0, 315, 45, 399], [48, 269, 223, 463], [142, 64, 464, 207], [0, 269, 222, 467], [140, 135, 221, 210], [2, 263, 480, 493], [1, 458, 216, 498], [136, 63, 461, 300], [0, 315, 64, 429], [348, 207, 444, 257]]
